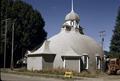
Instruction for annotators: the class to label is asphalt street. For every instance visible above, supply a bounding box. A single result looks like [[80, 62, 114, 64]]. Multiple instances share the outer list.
[[1, 73, 65, 81], [1, 72, 120, 81]]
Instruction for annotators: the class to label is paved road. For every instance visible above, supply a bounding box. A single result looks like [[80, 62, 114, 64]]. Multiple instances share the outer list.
[[1, 73, 66, 81], [1, 73, 120, 81]]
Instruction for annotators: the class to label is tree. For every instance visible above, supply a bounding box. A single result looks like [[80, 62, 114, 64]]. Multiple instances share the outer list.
[[0, 0, 47, 67], [110, 7, 120, 58]]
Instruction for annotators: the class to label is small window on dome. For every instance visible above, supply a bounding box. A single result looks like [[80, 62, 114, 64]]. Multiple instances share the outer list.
[[65, 26, 71, 31]]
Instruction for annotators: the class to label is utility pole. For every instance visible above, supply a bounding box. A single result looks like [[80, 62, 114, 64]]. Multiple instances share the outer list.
[[99, 30, 106, 72], [0, 21, 3, 57], [4, 19, 7, 69], [1, 18, 10, 69], [10, 21, 15, 70], [99, 31, 105, 49]]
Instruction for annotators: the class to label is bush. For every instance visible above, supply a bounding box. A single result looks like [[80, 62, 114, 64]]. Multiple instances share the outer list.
[[32, 68, 72, 75]]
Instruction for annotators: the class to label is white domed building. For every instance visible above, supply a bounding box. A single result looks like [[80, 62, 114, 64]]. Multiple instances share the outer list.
[[27, 1, 104, 72]]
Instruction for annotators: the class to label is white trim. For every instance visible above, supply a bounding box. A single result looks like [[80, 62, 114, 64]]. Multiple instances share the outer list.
[[98, 58, 101, 69], [95, 56, 97, 69], [79, 59, 80, 72], [73, 20, 76, 28], [63, 58, 66, 68], [85, 56, 88, 69], [82, 56, 84, 64]]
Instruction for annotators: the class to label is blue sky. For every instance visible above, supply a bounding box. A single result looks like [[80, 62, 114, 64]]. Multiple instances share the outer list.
[[23, 0, 120, 51]]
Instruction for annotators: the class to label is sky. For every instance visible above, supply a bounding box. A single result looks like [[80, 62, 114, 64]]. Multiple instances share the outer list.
[[23, 0, 120, 51]]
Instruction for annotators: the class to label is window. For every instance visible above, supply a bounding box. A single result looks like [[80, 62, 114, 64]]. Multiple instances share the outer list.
[[96, 56, 101, 69], [82, 54, 89, 70]]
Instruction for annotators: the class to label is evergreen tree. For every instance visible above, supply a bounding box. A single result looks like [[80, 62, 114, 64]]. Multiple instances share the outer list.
[[110, 7, 120, 58], [0, 0, 47, 67]]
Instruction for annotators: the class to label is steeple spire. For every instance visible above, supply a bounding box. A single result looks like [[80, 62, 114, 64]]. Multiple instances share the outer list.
[[71, 0, 74, 12], [65, 0, 80, 21]]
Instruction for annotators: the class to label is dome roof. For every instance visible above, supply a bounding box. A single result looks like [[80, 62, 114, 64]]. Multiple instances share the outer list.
[[65, 10, 80, 21], [48, 30, 103, 58]]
